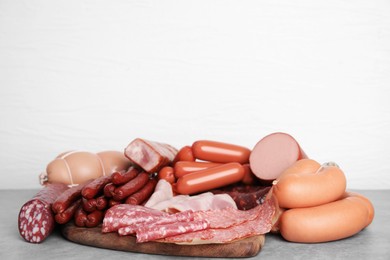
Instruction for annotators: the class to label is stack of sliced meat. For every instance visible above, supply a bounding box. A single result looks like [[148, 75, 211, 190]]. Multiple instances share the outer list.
[[102, 197, 276, 244]]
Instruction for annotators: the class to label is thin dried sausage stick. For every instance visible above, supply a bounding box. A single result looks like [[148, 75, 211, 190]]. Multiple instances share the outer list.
[[113, 172, 150, 201], [81, 175, 112, 199], [125, 178, 157, 205], [111, 166, 139, 185], [52, 180, 91, 214], [54, 199, 81, 224]]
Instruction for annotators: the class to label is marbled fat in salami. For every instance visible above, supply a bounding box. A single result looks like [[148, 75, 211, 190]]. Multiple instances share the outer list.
[[160, 198, 276, 244], [18, 183, 69, 243]]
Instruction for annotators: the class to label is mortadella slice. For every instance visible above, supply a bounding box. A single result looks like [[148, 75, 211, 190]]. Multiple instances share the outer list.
[[249, 132, 307, 181], [124, 138, 178, 173]]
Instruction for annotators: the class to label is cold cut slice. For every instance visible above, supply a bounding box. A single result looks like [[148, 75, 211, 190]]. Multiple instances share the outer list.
[[18, 183, 68, 243], [249, 132, 307, 181], [124, 138, 178, 173]]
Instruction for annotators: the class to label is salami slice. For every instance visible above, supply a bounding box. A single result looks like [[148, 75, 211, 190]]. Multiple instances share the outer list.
[[18, 183, 68, 243]]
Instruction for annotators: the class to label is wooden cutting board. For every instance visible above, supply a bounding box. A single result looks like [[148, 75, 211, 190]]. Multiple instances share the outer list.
[[61, 222, 265, 258]]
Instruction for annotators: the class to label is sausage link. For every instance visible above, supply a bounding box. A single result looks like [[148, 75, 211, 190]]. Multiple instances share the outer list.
[[273, 162, 346, 208], [111, 166, 139, 185], [125, 178, 157, 205], [74, 206, 88, 227], [52, 180, 92, 214], [96, 195, 108, 211], [82, 197, 97, 212], [174, 161, 222, 178], [81, 175, 112, 199], [74, 206, 104, 228], [173, 146, 195, 165], [108, 199, 122, 207], [103, 183, 116, 198], [54, 199, 81, 224], [113, 172, 150, 201], [279, 192, 373, 243]]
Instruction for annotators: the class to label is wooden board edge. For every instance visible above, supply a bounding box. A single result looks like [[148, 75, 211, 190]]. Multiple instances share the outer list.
[[61, 223, 265, 258]]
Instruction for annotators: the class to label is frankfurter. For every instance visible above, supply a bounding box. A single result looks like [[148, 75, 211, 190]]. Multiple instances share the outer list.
[[279, 192, 373, 243], [111, 166, 139, 185], [249, 132, 307, 181], [173, 146, 195, 164], [113, 172, 150, 201], [81, 175, 112, 199], [192, 140, 251, 164], [174, 161, 222, 178], [273, 162, 346, 208], [277, 159, 321, 178], [175, 163, 245, 195], [158, 166, 176, 184]]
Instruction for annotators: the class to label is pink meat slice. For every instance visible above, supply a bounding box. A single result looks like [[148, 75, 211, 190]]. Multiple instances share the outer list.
[[124, 138, 178, 173], [102, 204, 167, 233], [160, 198, 275, 244]]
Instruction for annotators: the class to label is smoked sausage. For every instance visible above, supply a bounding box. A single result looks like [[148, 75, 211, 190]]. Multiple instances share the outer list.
[[174, 161, 222, 178], [54, 199, 81, 224], [18, 183, 68, 243], [52, 180, 91, 214], [192, 140, 251, 164], [111, 166, 139, 185], [125, 178, 157, 205], [273, 162, 346, 208], [176, 163, 245, 195], [279, 192, 373, 243], [81, 175, 112, 199], [113, 172, 150, 201], [249, 132, 307, 181]]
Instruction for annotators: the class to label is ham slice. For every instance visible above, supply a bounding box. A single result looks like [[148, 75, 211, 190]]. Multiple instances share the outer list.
[[124, 138, 178, 173]]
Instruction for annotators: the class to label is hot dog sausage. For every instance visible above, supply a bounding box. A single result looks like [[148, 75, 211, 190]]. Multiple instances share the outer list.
[[18, 183, 68, 243], [157, 166, 176, 184], [173, 146, 195, 165], [111, 166, 139, 185], [279, 192, 373, 243], [113, 172, 150, 201], [175, 163, 245, 195], [277, 159, 321, 178], [174, 161, 222, 178], [273, 162, 346, 208], [81, 175, 112, 199], [192, 140, 251, 164], [52, 180, 91, 214], [249, 132, 308, 181], [54, 199, 81, 224], [125, 178, 157, 205]]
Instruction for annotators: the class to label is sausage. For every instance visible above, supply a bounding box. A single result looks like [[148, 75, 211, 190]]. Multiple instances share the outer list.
[[173, 146, 195, 164], [108, 199, 122, 207], [157, 166, 176, 184], [111, 166, 139, 185], [277, 159, 321, 178], [103, 183, 116, 198], [241, 164, 258, 185], [273, 162, 346, 208], [113, 172, 150, 201], [174, 161, 222, 178], [249, 132, 308, 181], [81, 175, 112, 199], [40, 150, 131, 186], [344, 191, 375, 227], [74, 207, 104, 228], [52, 180, 91, 214], [192, 140, 251, 164], [54, 199, 81, 224], [279, 192, 373, 243], [124, 138, 178, 173], [82, 197, 97, 212], [125, 178, 158, 205], [96, 195, 108, 211], [175, 163, 245, 195], [18, 183, 68, 243]]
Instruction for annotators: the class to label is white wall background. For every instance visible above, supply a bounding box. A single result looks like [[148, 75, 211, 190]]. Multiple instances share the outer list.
[[1, 0, 389, 190]]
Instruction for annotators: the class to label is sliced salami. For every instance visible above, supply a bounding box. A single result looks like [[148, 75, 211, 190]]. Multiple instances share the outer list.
[[18, 183, 68, 243]]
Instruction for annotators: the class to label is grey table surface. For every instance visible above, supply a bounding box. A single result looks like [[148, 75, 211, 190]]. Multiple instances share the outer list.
[[1, 189, 389, 260]]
